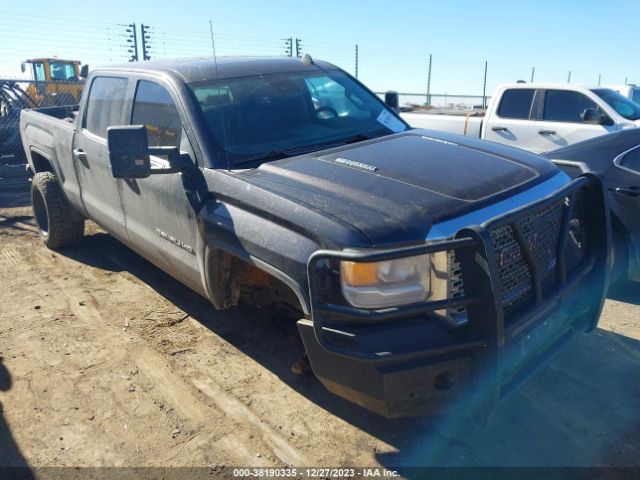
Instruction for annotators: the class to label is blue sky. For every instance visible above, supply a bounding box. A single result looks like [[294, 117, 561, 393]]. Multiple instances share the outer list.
[[1, 0, 638, 100]]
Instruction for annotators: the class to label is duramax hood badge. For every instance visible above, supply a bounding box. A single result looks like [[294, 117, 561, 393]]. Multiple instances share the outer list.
[[334, 157, 378, 172]]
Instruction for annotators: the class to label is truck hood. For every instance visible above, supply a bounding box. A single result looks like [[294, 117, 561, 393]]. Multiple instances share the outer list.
[[239, 131, 560, 246]]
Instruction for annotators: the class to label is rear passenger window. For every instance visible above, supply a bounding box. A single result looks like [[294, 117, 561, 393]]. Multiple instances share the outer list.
[[543, 90, 598, 123], [131, 81, 182, 148], [84, 77, 128, 138], [620, 147, 640, 173], [497, 89, 535, 119]]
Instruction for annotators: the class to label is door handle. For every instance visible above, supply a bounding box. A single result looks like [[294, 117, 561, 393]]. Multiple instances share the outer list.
[[491, 126, 508, 132], [614, 187, 640, 197], [538, 130, 556, 135], [73, 148, 87, 160]]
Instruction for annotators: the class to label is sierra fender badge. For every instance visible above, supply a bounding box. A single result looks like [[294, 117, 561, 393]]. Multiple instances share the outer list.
[[156, 228, 194, 254], [334, 157, 378, 172]]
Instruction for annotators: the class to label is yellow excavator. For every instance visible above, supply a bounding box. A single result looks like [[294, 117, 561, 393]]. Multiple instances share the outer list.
[[20, 57, 87, 106]]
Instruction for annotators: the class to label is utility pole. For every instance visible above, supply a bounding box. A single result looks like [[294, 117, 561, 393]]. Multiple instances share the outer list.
[[530, 66, 535, 83], [598, 74, 601, 86], [141, 24, 152, 61], [283, 37, 292, 57], [125, 23, 138, 62], [625, 76, 628, 85], [426, 53, 432, 107], [567, 70, 571, 83], [482, 61, 488, 109], [355, 44, 359, 79], [295, 38, 302, 58]]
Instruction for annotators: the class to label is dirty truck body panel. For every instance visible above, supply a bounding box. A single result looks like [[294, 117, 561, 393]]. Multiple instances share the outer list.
[[20, 57, 610, 417], [544, 129, 640, 282]]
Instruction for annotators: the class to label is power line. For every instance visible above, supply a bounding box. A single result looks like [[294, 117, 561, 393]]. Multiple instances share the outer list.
[[0, 10, 122, 27]]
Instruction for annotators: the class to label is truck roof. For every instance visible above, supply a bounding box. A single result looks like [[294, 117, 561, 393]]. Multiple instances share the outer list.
[[92, 56, 338, 83], [25, 58, 81, 64], [495, 82, 608, 91]]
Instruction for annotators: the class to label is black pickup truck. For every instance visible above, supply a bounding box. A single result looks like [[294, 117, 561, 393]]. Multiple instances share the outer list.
[[20, 56, 610, 417]]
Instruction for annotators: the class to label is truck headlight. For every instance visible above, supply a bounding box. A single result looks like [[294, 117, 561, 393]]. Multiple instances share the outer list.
[[341, 254, 436, 309]]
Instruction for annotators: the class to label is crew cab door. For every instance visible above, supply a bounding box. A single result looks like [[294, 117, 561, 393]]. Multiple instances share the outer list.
[[73, 76, 129, 241], [531, 89, 617, 152], [118, 79, 203, 292], [483, 88, 541, 150]]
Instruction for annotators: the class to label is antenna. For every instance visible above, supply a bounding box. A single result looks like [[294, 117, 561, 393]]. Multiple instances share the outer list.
[[209, 19, 219, 81], [209, 19, 228, 168]]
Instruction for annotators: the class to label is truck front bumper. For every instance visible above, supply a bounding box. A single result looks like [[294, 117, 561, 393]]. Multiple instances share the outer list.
[[298, 174, 610, 418]]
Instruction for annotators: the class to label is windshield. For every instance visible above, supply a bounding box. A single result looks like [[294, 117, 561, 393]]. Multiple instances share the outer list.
[[49, 62, 77, 81], [190, 69, 408, 165], [591, 88, 640, 121]]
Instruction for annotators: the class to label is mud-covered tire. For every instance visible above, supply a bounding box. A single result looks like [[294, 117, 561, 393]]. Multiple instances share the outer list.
[[31, 172, 84, 249]]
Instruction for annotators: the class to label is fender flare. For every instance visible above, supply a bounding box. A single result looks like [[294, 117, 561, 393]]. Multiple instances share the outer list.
[[29, 146, 58, 175], [202, 239, 310, 316]]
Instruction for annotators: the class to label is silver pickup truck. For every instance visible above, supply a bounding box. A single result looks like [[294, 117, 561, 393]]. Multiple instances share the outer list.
[[402, 83, 640, 153]]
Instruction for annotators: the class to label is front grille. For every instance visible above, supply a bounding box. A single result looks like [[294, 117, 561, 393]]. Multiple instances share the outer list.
[[447, 251, 468, 325], [446, 187, 590, 324], [489, 189, 589, 321]]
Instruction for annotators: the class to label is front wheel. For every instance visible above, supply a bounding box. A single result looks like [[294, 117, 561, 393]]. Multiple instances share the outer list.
[[31, 172, 84, 249]]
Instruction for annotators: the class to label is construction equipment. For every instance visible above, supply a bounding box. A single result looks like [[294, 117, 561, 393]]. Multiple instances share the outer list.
[[0, 81, 38, 164], [1, 59, 86, 163], [20, 58, 87, 106]]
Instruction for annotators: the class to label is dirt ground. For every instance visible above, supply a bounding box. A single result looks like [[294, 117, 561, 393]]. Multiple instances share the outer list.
[[1, 172, 640, 477]]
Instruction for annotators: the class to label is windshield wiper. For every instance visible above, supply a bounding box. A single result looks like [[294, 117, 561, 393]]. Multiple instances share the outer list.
[[332, 129, 390, 146], [235, 130, 390, 166], [334, 133, 375, 146], [236, 149, 292, 165], [289, 130, 388, 154]]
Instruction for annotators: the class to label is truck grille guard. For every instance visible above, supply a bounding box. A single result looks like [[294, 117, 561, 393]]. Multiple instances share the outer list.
[[307, 173, 610, 366]]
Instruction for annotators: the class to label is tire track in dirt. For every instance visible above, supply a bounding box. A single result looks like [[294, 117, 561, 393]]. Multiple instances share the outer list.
[[0, 248, 21, 266], [193, 378, 307, 466], [1, 225, 381, 468], [39, 248, 307, 467]]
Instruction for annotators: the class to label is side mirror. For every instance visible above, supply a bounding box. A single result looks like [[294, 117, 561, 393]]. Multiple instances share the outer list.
[[20, 63, 26, 73], [384, 90, 400, 113], [79, 64, 89, 79], [581, 108, 606, 125], [107, 125, 151, 179]]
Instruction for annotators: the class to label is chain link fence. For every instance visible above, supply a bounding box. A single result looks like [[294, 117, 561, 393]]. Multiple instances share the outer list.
[[375, 92, 490, 112], [0, 79, 85, 165]]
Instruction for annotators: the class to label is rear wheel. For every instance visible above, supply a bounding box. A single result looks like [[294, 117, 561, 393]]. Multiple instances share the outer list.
[[31, 172, 84, 249]]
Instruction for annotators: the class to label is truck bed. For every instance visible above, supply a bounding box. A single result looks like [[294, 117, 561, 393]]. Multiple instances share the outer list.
[[400, 111, 483, 137], [20, 107, 81, 206]]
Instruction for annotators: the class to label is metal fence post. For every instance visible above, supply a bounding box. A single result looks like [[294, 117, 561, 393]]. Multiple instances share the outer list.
[[426, 53, 432, 107], [482, 61, 488, 109]]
